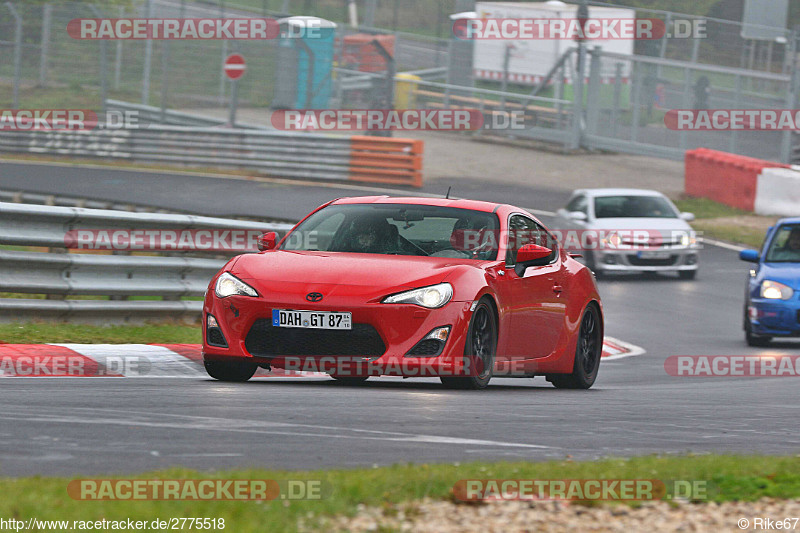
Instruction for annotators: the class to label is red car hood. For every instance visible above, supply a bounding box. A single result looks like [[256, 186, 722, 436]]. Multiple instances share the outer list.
[[230, 250, 479, 300]]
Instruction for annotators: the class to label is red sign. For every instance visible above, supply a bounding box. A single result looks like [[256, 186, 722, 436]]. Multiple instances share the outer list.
[[223, 53, 246, 80]]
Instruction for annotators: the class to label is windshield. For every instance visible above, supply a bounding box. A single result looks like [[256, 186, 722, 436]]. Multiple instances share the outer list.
[[594, 195, 678, 219], [281, 203, 500, 260], [765, 224, 800, 263]]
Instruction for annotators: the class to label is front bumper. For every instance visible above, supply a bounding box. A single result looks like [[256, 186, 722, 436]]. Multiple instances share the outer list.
[[747, 298, 800, 337], [593, 247, 699, 272], [202, 293, 477, 377]]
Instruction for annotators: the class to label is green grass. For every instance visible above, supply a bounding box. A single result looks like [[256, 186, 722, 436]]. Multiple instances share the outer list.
[[673, 197, 752, 219], [0, 322, 200, 344], [2, 455, 800, 533], [674, 197, 774, 248]]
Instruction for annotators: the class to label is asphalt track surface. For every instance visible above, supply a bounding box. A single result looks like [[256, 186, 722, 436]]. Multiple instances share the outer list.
[[1, 161, 799, 477]]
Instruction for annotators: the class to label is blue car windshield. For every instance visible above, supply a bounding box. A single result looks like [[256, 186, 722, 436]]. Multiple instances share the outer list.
[[765, 224, 800, 263]]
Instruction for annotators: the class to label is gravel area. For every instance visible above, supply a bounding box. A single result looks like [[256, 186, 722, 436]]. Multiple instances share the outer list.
[[313, 497, 800, 532]]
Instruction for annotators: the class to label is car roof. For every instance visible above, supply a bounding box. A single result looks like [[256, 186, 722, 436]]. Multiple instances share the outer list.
[[776, 217, 800, 225], [331, 196, 503, 213], [574, 188, 669, 198]]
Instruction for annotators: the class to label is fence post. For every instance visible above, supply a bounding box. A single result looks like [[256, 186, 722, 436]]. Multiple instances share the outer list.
[[114, 6, 123, 90], [89, 6, 108, 114], [585, 47, 602, 137], [780, 70, 797, 164], [39, 3, 52, 88], [142, 0, 153, 104], [729, 74, 742, 154], [611, 62, 622, 138], [570, 48, 585, 150], [5, 2, 22, 110]]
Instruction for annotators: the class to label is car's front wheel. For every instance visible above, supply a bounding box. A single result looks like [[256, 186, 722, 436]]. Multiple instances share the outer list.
[[745, 319, 772, 347], [441, 298, 497, 390], [204, 360, 257, 382], [548, 304, 602, 389]]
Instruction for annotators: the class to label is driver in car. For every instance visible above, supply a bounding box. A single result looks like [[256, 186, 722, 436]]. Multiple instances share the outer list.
[[771, 227, 800, 262], [348, 216, 398, 254]]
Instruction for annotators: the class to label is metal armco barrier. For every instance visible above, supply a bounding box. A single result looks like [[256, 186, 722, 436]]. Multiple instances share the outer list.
[[0, 202, 294, 323], [0, 125, 425, 188]]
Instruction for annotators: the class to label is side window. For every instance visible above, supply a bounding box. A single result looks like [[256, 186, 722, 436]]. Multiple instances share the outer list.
[[565, 195, 588, 215], [506, 215, 557, 266]]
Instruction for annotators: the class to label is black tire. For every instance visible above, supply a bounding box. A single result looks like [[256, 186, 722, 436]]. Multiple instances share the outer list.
[[548, 304, 602, 389], [679, 270, 697, 280], [441, 298, 497, 390], [331, 375, 370, 385], [204, 360, 257, 382], [745, 320, 772, 347]]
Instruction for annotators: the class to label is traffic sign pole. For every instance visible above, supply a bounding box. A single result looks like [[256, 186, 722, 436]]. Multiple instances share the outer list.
[[223, 53, 247, 128]]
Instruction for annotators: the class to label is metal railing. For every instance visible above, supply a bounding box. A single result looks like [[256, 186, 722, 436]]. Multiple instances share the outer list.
[[0, 201, 293, 323], [0, 124, 424, 186]]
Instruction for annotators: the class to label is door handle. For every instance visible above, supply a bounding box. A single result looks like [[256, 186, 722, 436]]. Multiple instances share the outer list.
[[552, 284, 564, 294]]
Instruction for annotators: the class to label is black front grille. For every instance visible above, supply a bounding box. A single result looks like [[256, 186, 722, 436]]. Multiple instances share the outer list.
[[245, 319, 386, 357], [407, 339, 443, 357], [207, 327, 227, 347], [627, 255, 678, 267]]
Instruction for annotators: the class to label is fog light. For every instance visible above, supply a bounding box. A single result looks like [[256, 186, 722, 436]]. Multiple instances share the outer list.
[[604, 255, 617, 265], [748, 306, 760, 321], [685, 254, 698, 265], [207, 314, 219, 328], [425, 327, 450, 342]]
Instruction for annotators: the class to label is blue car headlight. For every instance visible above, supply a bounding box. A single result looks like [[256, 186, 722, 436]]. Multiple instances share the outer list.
[[760, 280, 794, 300]]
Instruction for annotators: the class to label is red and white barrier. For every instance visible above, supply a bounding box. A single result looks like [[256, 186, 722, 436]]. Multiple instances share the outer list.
[[685, 148, 791, 212], [754, 166, 800, 217], [0, 339, 643, 377]]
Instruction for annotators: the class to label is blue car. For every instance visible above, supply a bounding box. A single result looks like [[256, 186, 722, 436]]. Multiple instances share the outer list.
[[739, 218, 800, 346]]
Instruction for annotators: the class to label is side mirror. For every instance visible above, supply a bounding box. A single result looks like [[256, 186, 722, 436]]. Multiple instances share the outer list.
[[514, 244, 553, 275], [680, 212, 696, 222], [569, 211, 588, 222], [739, 249, 760, 263], [257, 231, 278, 251]]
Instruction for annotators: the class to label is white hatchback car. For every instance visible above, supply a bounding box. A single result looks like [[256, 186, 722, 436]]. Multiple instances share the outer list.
[[555, 188, 700, 279]]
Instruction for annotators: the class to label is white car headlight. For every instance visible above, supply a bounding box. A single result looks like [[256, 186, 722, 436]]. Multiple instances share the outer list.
[[215, 272, 258, 298], [382, 283, 453, 309], [760, 280, 793, 300]]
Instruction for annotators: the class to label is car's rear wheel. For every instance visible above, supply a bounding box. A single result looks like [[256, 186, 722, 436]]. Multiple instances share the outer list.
[[204, 360, 257, 382], [441, 298, 496, 390], [331, 375, 370, 384], [745, 319, 772, 347], [548, 304, 602, 389]]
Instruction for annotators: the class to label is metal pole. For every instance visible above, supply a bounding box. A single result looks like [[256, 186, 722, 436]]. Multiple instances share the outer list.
[[729, 74, 742, 154], [39, 3, 52, 88], [114, 6, 123, 90], [160, 41, 171, 122], [5, 2, 22, 109], [89, 6, 108, 114], [219, 2, 227, 106], [229, 78, 239, 127], [142, 0, 153, 104], [780, 70, 796, 164]]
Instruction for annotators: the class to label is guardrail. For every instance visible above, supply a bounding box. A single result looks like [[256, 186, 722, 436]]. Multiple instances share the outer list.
[[0, 125, 425, 188], [0, 202, 294, 323]]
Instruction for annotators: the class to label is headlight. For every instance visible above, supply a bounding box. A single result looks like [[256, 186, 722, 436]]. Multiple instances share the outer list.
[[600, 232, 620, 249], [382, 283, 453, 309], [215, 272, 258, 298], [760, 280, 793, 300], [678, 232, 698, 247]]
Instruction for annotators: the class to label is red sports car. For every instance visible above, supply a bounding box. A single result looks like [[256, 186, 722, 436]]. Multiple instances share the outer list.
[[203, 196, 603, 389]]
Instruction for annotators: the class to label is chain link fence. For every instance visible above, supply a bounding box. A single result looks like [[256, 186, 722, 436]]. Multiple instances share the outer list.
[[1, 1, 798, 162]]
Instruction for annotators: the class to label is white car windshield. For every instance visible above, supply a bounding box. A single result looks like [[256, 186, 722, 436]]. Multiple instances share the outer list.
[[594, 196, 678, 219]]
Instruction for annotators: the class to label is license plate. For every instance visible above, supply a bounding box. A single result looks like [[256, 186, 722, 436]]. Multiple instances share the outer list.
[[637, 251, 672, 260], [272, 309, 352, 330]]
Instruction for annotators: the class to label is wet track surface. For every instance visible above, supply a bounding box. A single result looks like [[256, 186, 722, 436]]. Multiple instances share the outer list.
[[1, 162, 799, 476]]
